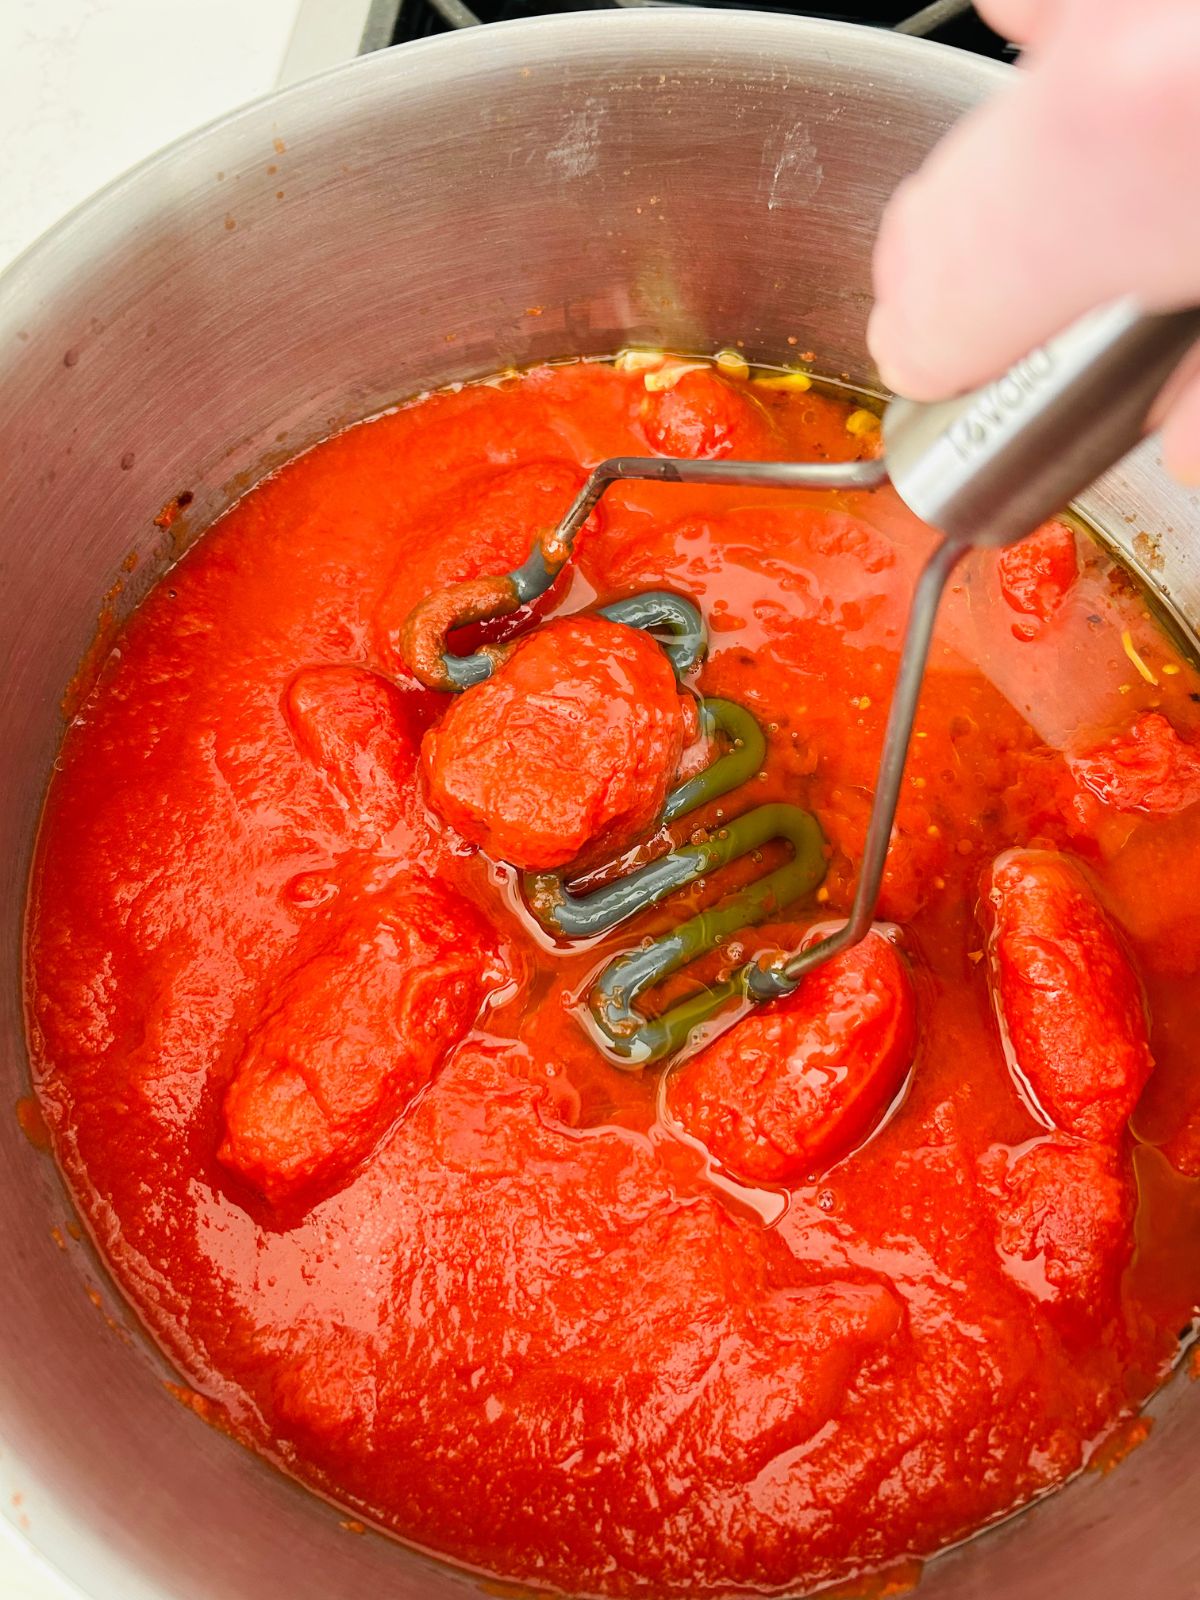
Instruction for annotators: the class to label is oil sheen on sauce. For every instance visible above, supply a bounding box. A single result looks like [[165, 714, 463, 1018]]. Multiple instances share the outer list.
[[25, 356, 1200, 1599]]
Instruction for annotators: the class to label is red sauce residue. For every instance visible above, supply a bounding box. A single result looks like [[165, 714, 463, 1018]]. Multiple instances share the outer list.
[[1090, 1415, 1155, 1475], [478, 1579, 549, 1600], [25, 360, 1200, 1599], [15, 1094, 50, 1151], [164, 1382, 237, 1439], [824, 1561, 925, 1600], [60, 574, 126, 721], [152, 488, 194, 531]]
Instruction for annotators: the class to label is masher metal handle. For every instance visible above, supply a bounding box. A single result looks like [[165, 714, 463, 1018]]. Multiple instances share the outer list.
[[753, 297, 1200, 1001], [882, 297, 1200, 549]]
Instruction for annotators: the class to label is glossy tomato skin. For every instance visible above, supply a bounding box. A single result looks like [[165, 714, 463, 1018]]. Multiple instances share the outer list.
[[270, 1323, 378, 1455], [668, 929, 917, 1184], [641, 368, 770, 459], [997, 519, 1079, 636], [1071, 710, 1200, 816], [285, 665, 423, 844], [983, 849, 1153, 1142], [422, 615, 687, 872], [980, 1138, 1135, 1342], [220, 874, 498, 1208]]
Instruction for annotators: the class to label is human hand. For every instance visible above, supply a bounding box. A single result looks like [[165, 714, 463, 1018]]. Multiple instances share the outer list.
[[867, 0, 1200, 484]]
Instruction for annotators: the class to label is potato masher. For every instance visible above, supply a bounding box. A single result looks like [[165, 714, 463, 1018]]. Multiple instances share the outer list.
[[402, 299, 1200, 1064]]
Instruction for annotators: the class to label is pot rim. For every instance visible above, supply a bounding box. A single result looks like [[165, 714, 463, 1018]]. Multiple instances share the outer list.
[[0, 10, 1010, 332]]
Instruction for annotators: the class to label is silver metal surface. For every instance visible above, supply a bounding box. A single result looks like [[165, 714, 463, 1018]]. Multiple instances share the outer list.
[[894, 0, 975, 36], [556, 451, 890, 544], [426, 0, 483, 30], [1, 14, 1198, 1600], [361, 0, 406, 50], [768, 533, 966, 986]]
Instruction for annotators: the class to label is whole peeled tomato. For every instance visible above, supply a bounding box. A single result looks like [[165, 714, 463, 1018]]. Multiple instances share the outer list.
[[668, 927, 917, 1184], [422, 615, 689, 873], [982, 848, 1153, 1142]]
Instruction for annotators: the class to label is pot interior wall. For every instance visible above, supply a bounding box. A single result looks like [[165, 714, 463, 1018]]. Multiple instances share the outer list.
[[1, 15, 1197, 1600]]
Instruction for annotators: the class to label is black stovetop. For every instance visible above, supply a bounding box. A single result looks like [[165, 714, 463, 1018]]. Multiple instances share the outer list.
[[384, 0, 1014, 56]]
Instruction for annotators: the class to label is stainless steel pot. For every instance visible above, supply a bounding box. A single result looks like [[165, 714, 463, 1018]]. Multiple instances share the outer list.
[[1, 14, 1197, 1600]]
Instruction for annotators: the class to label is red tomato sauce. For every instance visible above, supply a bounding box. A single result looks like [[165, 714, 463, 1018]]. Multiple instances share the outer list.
[[25, 358, 1200, 1598]]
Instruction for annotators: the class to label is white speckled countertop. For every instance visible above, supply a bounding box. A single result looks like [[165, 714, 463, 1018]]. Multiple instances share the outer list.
[[0, 3, 376, 1594], [0, 0, 310, 270]]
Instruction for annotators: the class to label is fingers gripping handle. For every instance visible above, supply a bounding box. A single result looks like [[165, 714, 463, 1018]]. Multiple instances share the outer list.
[[882, 298, 1200, 548]]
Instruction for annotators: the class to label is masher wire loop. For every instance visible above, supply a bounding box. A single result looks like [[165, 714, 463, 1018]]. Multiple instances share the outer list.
[[522, 700, 768, 940]]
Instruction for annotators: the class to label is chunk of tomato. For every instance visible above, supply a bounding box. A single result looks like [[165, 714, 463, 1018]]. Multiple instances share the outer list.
[[667, 928, 916, 1184], [981, 1137, 1134, 1339], [220, 874, 498, 1207], [641, 369, 768, 460], [286, 665, 422, 842], [422, 616, 688, 872], [983, 849, 1153, 1141], [1070, 711, 1200, 817], [997, 518, 1078, 635]]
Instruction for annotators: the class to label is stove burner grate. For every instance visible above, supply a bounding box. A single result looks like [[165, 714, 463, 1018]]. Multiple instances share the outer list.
[[372, 0, 1014, 56]]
